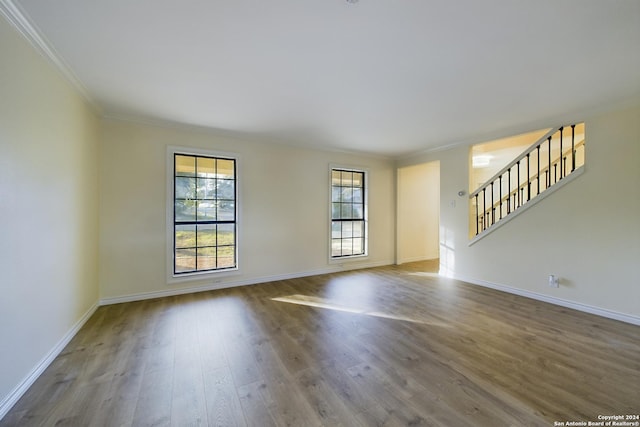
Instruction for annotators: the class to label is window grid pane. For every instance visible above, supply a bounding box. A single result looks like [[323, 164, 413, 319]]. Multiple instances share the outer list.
[[331, 169, 366, 258], [174, 154, 237, 274]]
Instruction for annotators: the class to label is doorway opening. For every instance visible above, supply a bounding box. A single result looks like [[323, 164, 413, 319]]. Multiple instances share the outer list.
[[396, 161, 440, 265]]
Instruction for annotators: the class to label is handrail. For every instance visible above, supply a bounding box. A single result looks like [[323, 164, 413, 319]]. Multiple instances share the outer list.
[[470, 126, 563, 199], [487, 138, 585, 209]]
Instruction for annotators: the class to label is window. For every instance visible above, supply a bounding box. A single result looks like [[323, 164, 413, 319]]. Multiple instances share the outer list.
[[172, 152, 237, 274], [331, 168, 367, 258]]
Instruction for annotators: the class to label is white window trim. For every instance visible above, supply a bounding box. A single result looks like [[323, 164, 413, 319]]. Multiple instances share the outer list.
[[166, 145, 241, 284], [328, 164, 369, 263]]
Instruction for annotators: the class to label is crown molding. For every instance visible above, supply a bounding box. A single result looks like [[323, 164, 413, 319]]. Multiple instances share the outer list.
[[0, 0, 100, 113]]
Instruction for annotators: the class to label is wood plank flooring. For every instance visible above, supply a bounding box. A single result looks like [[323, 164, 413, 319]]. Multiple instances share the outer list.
[[2, 260, 639, 426]]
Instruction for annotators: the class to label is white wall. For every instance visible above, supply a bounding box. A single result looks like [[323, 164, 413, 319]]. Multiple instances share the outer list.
[[397, 162, 440, 263], [99, 119, 396, 301], [398, 104, 640, 321], [0, 16, 100, 414]]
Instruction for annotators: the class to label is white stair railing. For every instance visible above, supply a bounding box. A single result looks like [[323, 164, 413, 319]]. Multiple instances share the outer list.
[[470, 124, 585, 236]]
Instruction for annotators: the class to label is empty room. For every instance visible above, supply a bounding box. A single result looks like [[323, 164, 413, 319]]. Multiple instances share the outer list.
[[1, 0, 639, 426]]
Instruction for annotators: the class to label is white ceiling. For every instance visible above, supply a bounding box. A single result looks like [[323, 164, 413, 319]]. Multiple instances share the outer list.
[[6, 0, 640, 157]]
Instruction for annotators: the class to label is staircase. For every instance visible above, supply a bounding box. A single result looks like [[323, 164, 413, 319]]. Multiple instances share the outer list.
[[470, 124, 585, 240]]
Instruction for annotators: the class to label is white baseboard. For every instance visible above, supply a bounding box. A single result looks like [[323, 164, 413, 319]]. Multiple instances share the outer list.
[[100, 260, 393, 306], [453, 274, 640, 326], [0, 302, 99, 420]]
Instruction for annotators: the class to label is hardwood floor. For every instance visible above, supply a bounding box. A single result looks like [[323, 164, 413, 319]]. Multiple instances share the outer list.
[[2, 260, 639, 426]]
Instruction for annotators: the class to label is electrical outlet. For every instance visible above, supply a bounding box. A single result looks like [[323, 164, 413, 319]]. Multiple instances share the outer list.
[[548, 275, 559, 288]]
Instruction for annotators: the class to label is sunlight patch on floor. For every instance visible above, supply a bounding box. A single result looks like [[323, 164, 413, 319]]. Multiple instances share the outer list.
[[271, 294, 450, 327]]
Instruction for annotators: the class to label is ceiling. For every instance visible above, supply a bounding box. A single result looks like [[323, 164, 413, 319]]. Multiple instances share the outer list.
[[4, 0, 640, 157]]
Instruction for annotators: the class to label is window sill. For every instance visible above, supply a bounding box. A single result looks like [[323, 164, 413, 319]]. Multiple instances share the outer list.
[[168, 267, 240, 285], [329, 254, 369, 265]]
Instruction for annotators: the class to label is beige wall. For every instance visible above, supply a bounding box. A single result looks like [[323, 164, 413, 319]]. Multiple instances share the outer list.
[[0, 17, 100, 410], [397, 161, 440, 263], [99, 119, 396, 301], [399, 104, 640, 319]]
